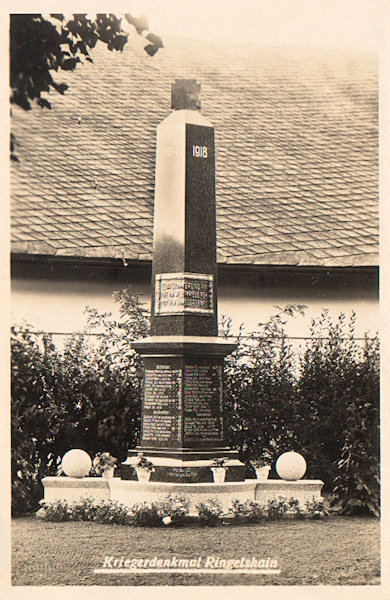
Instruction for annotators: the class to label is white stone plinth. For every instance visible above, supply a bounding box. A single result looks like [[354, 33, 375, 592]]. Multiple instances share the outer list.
[[42, 477, 110, 503], [41, 477, 323, 514], [109, 479, 257, 514], [254, 480, 323, 506]]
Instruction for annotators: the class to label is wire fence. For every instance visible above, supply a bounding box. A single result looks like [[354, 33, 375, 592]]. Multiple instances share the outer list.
[[13, 329, 378, 342], [12, 328, 378, 376]]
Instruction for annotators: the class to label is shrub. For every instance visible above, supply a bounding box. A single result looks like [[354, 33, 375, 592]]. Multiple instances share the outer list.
[[331, 444, 380, 517], [11, 328, 64, 515], [128, 502, 163, 527], [330, 336, 380, 516], [286, 498, 305, 520], [12, 296, 379, 517], [157, 494, 190, 527], [92, 500, 133, 525], [195, 498, 223, 526], [38, 497, 133, 524], [223, 308, 379, 505], [295, 312, 379, 489], [12, 455, 44, 516], [11, 290, 148, 515], [223, 305, 306, 465], [229, 499, 266, 523], [63, 497, 97, 521], [39, 499, 71, 522], [265, 497, 289, 520], [305, 498, 328, 520]]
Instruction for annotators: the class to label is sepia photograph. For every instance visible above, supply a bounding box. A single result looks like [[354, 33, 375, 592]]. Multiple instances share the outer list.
[[7, 0, 384, 595]]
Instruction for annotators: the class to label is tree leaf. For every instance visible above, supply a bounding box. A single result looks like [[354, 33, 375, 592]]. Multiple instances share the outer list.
[[61, 57, 80, 71], [146, 32, 163, 48], [144, 43, 159, 57], [37, 98, 52, 109], [125, 13, 149, 34]]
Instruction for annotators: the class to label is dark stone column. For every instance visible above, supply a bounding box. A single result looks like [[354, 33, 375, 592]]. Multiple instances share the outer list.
[[121, 80, 246, 483]]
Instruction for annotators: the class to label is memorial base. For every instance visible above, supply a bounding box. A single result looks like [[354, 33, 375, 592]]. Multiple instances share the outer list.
[[41, 477, 324, 516], [121, 449, 247, 483], [130, 335, 244, 483]]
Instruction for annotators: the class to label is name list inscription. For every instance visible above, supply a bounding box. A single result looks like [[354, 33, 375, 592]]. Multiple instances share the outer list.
[[184, 365, 224, 443], [141, 366, 182, 444], [141, 364, 225, 446], [154, 273, 213, 316]]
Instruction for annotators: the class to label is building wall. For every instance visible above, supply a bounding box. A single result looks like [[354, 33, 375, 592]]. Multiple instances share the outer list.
[[217, 266, 379, 338], [11, 259, 379, 346]]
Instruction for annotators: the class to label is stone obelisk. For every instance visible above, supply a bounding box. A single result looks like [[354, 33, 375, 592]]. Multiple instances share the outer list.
[[121, 80, 246, 483]]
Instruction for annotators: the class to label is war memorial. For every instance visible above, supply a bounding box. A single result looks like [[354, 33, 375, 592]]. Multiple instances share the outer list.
[[42, 80, 323, 512]]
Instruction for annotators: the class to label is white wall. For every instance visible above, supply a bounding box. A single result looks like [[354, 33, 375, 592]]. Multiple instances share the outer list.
[[11, 265, 379, 346]]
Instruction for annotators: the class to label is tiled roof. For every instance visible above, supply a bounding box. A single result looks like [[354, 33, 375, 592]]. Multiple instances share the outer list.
[[11, 36, 378, 267]]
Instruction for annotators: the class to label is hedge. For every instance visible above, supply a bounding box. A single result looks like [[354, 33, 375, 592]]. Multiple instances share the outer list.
[[11, 292, 379, 516]]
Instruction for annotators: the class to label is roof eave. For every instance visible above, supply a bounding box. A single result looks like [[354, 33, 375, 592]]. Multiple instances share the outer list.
[[10, 251, 379, 272]]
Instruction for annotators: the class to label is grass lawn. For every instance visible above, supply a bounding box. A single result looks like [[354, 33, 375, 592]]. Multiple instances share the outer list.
[[12, 514, 380, 586]]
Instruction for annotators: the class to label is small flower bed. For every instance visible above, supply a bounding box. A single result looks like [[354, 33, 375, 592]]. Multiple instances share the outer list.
[[286, 498, 306, 520], [195, 498, 224, 526], [228, 496, 328, 524], [128, 501, 163, 527], [229, 499, 266, 523], [38, 497, 133, 524], [265, 497, 290, 521], [305, 498, 328, 519], [92, 500, 132, 524], [128, 494, 191, 527], [158, 494, 191, 527], [37, 495, 329, 526], [38, 494, 192, 527]]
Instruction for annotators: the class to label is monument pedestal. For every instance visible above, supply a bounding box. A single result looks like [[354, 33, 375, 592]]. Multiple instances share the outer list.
[[121, 454, 245, 483], [122, 335, 247, 483]]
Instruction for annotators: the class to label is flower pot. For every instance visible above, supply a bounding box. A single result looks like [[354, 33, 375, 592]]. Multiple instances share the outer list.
[[254, 466, 270, 482], [102, 467, 115, 479], [136, 468, 152, 483], [211, 467, 227, 484]]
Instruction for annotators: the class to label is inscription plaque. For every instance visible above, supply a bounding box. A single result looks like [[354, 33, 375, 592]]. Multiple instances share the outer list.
[[141, 365, 182, 445], [154, 273, 213, 316], [165, 467, 197, 480], [184, 364, 224, 443]]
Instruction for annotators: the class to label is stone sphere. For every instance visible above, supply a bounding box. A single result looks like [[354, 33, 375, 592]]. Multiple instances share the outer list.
[[276, 452, 307, 481], [61, 449, 92, 478]]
